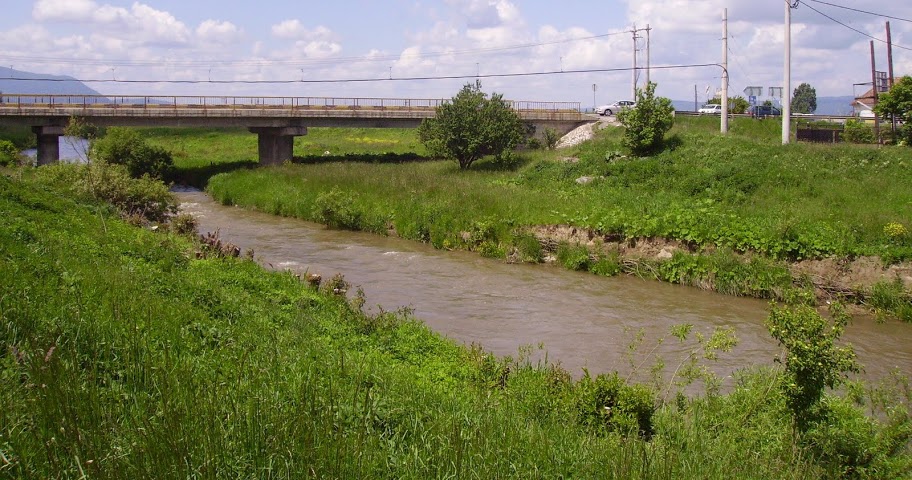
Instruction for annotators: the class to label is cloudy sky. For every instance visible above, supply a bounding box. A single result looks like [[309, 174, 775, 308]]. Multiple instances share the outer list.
[[0, 0, 909, 107]]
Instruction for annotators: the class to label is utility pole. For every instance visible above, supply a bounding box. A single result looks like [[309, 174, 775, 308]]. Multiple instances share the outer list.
[[783, 1, 793, 145], [870, 40, 880, 143], [721, 8, 729, 134], [694, 84, 698, 112], [632, 25, 639, 100], [887, 21, 896, 137], [645, 25, 651, 86]]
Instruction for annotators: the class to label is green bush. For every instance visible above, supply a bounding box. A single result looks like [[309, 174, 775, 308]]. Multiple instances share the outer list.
[[313, 187, 364, 230], [0, 139, 19, 167], [556, 243, 591, 271], [32, 162, 177, 223], [91, 127, 175, 180], [617, 82, 675, 156], [575, 372, 656, 437], [842, 119, 875, 144]]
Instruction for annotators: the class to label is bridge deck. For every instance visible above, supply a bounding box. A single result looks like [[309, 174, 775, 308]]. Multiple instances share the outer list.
[[0, 94, 584, 122]]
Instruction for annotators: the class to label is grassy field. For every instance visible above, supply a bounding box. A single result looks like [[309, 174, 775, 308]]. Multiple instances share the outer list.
[[2, 169, 911, 478], [137, 117, 912, 316]]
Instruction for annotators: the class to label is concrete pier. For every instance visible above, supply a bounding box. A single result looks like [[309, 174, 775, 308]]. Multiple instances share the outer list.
[[32, 126, 66, 165], [249, 126, 308, 165]]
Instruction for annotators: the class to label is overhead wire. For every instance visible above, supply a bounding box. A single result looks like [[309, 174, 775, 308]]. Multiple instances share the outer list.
[[794, 0, 912, 51], [802, 0, 912, 23], [0, 63, 724, 85]]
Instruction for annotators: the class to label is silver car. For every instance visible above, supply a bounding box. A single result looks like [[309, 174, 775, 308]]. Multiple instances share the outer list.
[[596, 100, 636, 116]]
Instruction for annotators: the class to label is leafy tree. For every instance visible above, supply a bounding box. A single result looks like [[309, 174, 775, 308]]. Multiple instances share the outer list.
[[874, 75, 912, 146], [706, 96, 749, 114], [418, 81, 525, 170], [616, 82, 675, 156], [90, 127, 174, 180], [792, 83, 817, 114]]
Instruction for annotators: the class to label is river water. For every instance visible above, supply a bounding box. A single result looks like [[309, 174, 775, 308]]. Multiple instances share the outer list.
[[176, 190, 911, 385]]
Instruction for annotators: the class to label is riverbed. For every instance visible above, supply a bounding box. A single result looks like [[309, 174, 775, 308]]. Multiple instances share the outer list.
[[176, 189, 912, 385]]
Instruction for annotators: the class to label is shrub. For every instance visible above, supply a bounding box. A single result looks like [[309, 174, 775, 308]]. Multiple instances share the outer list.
[[91, 127, 175, 180], [842, 119, 875, 144], [0, 139, 19, 167], [617, 82, 675, 156], [766, 304, 859, 429], [32, 162, 177, 223], [575, 372, 656, 437], [313, 187, 364, 230], [542, 128, 561, 150], [556, 243, 591, 271]]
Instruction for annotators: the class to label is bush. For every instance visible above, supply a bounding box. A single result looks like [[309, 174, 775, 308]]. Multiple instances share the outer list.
[[575, 372, 656, 437], [32, 162, 177, 223], [91, 127, 175, 180], [617, 82, 675, 156], [843, 119, 876, 144], [313, 188, 364, 230], [0, 139, 20, 167]]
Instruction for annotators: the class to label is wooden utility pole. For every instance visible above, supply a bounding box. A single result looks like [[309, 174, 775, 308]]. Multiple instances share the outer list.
[[887, 21, 896, 138], [783, 1, 792, 145], [870, 40, 880, 143]]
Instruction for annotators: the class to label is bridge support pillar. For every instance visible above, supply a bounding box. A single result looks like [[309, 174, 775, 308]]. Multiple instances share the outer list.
[[249, 126, 308, 165], [32, 126, 66, 166]]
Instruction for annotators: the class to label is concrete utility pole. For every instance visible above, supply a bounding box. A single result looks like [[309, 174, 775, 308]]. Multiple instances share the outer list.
[[646, 25, 651, 86], [783, 1, 793, 145], [870, 40, 880, 143], [632, 25, 639, 100], [722, 8, 729, 134]]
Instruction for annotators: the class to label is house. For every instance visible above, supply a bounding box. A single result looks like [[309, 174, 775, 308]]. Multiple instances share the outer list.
[[852, 87, 877, 118]]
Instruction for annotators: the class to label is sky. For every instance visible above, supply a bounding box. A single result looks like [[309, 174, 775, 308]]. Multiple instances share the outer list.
[[0, 0, 910, 108]]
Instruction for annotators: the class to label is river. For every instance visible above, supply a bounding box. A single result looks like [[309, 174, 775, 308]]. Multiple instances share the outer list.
[[176, 189, 911, 385]]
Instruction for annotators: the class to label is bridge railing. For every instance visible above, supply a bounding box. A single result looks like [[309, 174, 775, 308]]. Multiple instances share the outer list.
[[0, 94, 580, 113]]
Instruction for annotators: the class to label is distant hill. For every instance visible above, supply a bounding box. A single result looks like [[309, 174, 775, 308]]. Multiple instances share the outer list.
[[0, 67, 104, 97]]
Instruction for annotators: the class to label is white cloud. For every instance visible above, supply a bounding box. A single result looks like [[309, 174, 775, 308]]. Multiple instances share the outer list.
[[196, 20, 243, 45], [33, 0, 98, 22], [271, 20, 334, 41]]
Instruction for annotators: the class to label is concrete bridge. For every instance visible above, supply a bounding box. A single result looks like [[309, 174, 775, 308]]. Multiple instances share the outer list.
[[0, 94, 586, 165]]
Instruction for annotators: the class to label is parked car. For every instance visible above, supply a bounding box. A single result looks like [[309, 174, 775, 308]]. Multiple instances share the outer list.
[[698, 104, 723, 115], [596, 100, 635, 116], [748, 105, 781, 118]]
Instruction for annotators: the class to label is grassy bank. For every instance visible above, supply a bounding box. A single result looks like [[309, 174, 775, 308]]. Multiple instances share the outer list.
[[2, 169, 911, 477], [140, 118, 912, 317]]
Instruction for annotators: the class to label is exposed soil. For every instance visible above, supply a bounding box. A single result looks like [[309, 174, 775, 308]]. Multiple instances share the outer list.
[[529, 224, 912, 304]]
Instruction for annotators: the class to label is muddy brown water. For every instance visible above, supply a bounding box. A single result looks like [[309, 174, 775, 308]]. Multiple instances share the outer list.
[[177, 190, 911, 386]]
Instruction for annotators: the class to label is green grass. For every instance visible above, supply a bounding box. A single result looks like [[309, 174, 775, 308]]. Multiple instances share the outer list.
[[3, 172, 911, 478]]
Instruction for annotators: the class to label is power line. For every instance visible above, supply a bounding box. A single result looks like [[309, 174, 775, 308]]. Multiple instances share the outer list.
[[798, 1, 912, 51], [0, 31, 628, 69], [0, 63, 723, 85], [803, 0, 912, 23]]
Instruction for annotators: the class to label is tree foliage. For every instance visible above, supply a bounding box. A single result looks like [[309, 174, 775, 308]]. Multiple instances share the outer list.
[[90, 127, 174, 180], [418, 81, 525, 169], [616, 82, 675, 156], [0, 139, 19, 167], [792, 82, 817, 114], [874, 75, 912, 146]]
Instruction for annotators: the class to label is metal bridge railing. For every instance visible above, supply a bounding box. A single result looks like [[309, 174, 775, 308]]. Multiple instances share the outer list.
[[0, 94, 581, 113]]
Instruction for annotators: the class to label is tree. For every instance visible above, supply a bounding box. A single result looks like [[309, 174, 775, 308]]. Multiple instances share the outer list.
[[706, 96, 749, 114], [616, 82, 675, 156], [90, 127, 174, 180], [418, 81, 525, 170], [792, 82, 817, 114], [874, 75, 912, 146]]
